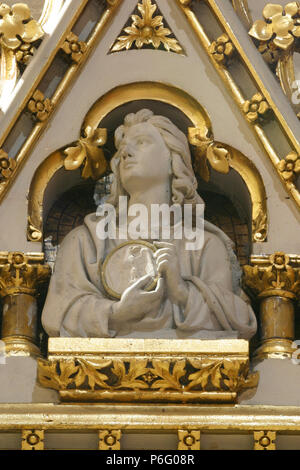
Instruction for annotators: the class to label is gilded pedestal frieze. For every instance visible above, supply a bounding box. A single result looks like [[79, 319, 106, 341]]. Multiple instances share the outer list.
[[37, 339, 258, 404], [244, 253, 300, 361], [0, 252, 50, 356]]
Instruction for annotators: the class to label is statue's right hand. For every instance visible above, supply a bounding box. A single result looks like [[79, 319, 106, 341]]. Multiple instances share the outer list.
[[111, 274, 164, 322]]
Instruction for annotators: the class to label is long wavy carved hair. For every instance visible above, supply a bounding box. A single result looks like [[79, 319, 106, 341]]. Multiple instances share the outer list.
[[107, 109, 203, 209]]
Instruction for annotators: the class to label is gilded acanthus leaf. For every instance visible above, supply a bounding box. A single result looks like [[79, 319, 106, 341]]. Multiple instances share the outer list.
[[38, 359, 78, 390], [150, 359, 185, 390], [75, 359, 112, 389], [252, 209, 267, 242], [112, 359, 149, 389], [110, 0, 183, 54], [187, 360, 223, 390]]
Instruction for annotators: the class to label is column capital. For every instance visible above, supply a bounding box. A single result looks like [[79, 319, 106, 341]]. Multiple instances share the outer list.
[[0, 252, 50, 297], [243, 252, 300, 300]]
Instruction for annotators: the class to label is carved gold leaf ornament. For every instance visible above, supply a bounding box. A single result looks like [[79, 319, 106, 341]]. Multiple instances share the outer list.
[[258, 40, 280, 65], [27, 89, 52, 122], [252, 209, 267, 242], [111, 0, 183, 53], [243, 93, 270, 123], [0, 251, 50, 297], [243, 252, 300, 299], [63, 127, 108, 180], [188, 128, 230, 182], [209, 33, 234, 64], [0, 3, 44, 50], [277, 151, 300, 181], [61, 32, 87, 63], [249, 3, 300, 51], [37, 355, 258, 403], [0, 149, 16, 180]]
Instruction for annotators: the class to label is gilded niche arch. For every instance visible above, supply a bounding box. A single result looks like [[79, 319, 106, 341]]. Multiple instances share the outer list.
[[27, 81, 267, 242]]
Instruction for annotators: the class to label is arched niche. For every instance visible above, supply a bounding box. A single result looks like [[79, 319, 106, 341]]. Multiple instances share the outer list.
[[27, 82, 267, 248]]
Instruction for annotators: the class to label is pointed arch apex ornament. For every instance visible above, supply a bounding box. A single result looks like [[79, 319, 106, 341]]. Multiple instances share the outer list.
[[110, 0, 184, 54], [27, 82, 268, 244]]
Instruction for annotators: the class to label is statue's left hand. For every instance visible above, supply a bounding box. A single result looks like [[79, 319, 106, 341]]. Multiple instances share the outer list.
[[153, 241, 188, 309]]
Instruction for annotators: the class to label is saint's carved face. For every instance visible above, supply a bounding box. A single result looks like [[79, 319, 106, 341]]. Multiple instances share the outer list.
[[118, 122, 171, 194]]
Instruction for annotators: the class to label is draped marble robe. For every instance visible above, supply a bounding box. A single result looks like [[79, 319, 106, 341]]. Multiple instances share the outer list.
[[42, 213, 257, 339]]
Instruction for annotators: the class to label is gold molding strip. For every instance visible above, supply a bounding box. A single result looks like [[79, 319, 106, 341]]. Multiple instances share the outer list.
[[0, 0, 123, 204], [177, 0, 300, 210], [1, 404, 300, 431], [27, 81, 268, 243]]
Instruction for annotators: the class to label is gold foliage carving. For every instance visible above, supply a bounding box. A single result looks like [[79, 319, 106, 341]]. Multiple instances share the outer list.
[[243, 252, 300, 299], [0, 3, 43, 52], [0, 149, 16, 182], [249, 3, 300, 52], [243, 93, 270, 123], [63, 127, 108, 180], [277, 151, 300, 182], [61, 32, 87, 63], [0, 252, 50, 297], [209, 33, 234, 64], [110, 0, 183, 53], [38, 356, 258, 403], [27, 90, 52, 122]]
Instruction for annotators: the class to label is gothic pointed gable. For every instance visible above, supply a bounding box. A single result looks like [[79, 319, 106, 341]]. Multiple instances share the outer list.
[[0, 0, 299, 255]]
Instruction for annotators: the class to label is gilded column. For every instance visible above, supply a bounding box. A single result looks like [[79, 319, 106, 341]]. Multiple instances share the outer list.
[[0, 252, 50, 357], [244, 253, 300, 361]]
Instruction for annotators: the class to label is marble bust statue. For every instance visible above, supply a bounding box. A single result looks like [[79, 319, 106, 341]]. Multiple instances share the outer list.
[[42, 109, 257, 339]]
